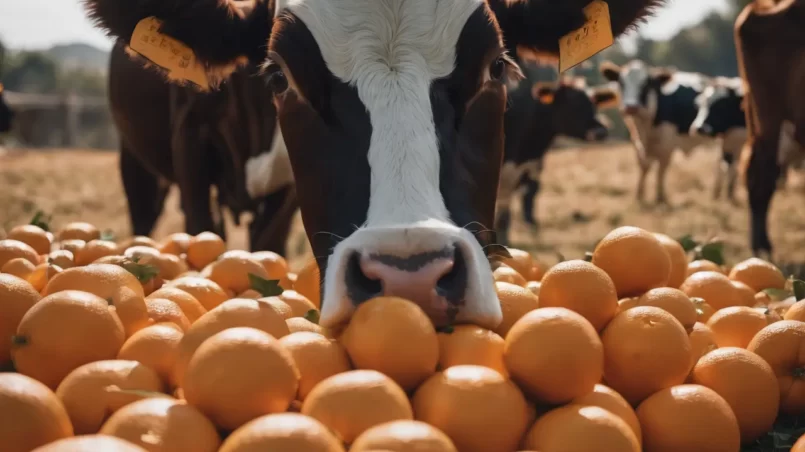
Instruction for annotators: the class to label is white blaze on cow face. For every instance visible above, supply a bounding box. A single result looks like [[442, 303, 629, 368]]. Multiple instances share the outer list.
[[245, 121, 294, 199], [618, 60, 650, 115], [285, 0, 502, 329]]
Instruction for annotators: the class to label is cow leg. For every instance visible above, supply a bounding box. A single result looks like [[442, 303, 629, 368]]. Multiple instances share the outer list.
[[713, 153, 725, 200], [520, 176, 540, 227], [119, 146, 168, 236], [655, 148, 673, 205], [249, 186, 297, 256], [726, 160, 738, 203], [746, 134, 780, 257], [171, 124, 218, 236], [494, 207, 512, 247]]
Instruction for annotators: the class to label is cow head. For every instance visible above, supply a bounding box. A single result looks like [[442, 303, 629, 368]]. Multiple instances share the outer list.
[[0, 83, 13, 134], [600, 59, 673, 118], [690, 77, 746, 137], [85, 0, 664, 328], [533, 78, 618, 142]]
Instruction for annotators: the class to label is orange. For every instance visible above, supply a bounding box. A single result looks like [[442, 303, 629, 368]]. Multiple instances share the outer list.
[[146, 287, 206, 323], [692, 297, 716, 323], [12, 290, 126, 389], [601, 306, 693, 405], [145, 298, 191, 331], [150, 253, 188, 280], [350, 420, 458, 452], [728, 257, 786, 292], [731, 280, 757, 307], [794, 434, 805, 452], [122, 246, 161, 265], [493, 265, 527, 286], [28, 262, 62, 293], [653, 233, 688, 288], [529, 262, 546, 281], [100, 397, 220, 452], [8, 225, 51, 255], [0, 373, 73, 452], [118, 236, 159, 252], [2, 257, 35, 279], [538, 260, 618, 331], [172, 298, 289, 387], [637, 287, 697, 330], [504, 307, 603, 404], [690, 347, 779, 443], [0, 274, 41, 365], [183, 327, 299, 430], [689, 322, 719, 363], [58, 239, 86, 258], [286, 317, 333, 337], [525, 280, 540, 296], [687, 259, 725, 277], [680, 271, 740, 310], [617, 296, 639, 314], [168, 277, 228, 311], [157, 232, 192, 256], [706, 306, 768, 349], [207, 254, 269, 295], [572, 384, 642, 444], [278, 290, 317, 318], [340, 297, 438, 391], [118, 324, 183, 387], [523, 404, 640, 452], [636, 384, 740, 452], [279, 272, 297, 291], [237, 289, 262, 299], [302, 369, 412, 443], [757, 306, 782, 324], [0, 239, 40, 268], [437, 325, 507, 377], [186, 232, 226, 270], [412, 365, 528, 452], [57, 222, 100, 242], [294, 260, 321, 309], [75, 240, 118, 266], [279, 331, 351, 400], [748, 320, 805, 414], [785, 300, 805, 322], [48, 250, 75, 269], [219, 413, 344, 452], [256, 297, 293, 319], [493, 281, 540, 337], [251, 251, 289, 280], [56, 360, 165, 434], [591, 226, 671, 297], [499, 248, 535, 280], [32, 434, 147, 451]]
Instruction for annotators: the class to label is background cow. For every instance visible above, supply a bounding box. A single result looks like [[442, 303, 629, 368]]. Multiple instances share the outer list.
[[734, 0, 805, 257], [495, 76, 618, 245], [689, 76, 748, 201], [600, 59, 713, 204], [109, 43, 296, 255], [0, 83, 13, 135], [85, 0, 663, 328]]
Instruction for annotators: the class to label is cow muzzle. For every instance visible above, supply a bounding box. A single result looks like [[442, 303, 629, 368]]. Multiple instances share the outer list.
[[318, 222, 502, 330], [623, 104, 641, 116]]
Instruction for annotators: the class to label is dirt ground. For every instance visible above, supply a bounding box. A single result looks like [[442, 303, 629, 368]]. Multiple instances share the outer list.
[[2, 143, 805, 273]]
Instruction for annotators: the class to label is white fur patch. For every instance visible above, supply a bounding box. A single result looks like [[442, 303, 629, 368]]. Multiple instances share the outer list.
[[619, 60, 649, 109], [245, 121, 294, 199], [286, 0, 501, 328]]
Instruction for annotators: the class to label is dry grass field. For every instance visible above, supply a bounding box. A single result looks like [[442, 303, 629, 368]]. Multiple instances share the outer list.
[[2, 143, 805, 273]]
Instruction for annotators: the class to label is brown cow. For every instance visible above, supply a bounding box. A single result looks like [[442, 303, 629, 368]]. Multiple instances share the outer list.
[[109, 43, 295, 255], [734, 0, 805, 257], [85, 0, 663, 328]]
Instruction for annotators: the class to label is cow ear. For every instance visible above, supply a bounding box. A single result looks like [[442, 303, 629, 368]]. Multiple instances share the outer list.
[[592, 87, 619, 108], [599, 60, 622, 82], [651, 68, 674, 86], [532, 83, 557, 104], [84, 0, 272, 90], [487, 0, 664, 57]]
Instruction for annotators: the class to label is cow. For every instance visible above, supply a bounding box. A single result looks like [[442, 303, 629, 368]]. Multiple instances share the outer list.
[[734, 0, 805, 257], [599, 60, 716, 204], [495, 76, 618, 245], [109, 43, 296, 255], [689, 76, 748, 202], [84, 0, 663, 329], [0, 83, 13, 135]]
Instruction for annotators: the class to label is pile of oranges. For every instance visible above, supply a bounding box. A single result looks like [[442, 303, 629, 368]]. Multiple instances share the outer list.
[[1, 221, 804, 452]]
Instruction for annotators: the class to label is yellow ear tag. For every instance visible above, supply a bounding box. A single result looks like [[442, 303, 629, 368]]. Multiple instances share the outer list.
[[539, 93, 555, 104], [129, 17, 210, 90], [559, 0, 614, 73], [0, 83, 4, 94]]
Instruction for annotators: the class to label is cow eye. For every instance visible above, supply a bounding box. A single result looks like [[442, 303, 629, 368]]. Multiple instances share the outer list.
[[489, 56, 506, 81], [266, 70, 288, 95]]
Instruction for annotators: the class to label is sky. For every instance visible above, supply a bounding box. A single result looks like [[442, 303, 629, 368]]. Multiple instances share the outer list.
[[0, 0, 732, 51]]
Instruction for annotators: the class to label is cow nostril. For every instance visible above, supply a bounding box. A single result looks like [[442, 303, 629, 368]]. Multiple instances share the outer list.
[[435, 246, 468, 302], [345, 252, 383, 305]]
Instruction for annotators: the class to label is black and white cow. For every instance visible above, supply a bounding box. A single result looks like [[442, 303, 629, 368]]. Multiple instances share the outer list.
[[85, 0, 663, 329], [689, 76, 748, 201], [600, 59, 713, 204], [496, 76, 618, 245]]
